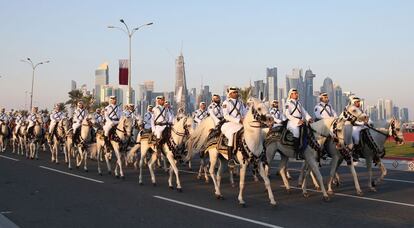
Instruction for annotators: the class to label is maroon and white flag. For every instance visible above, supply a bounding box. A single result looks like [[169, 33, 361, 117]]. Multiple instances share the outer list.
[[119, 59, 129, 85]]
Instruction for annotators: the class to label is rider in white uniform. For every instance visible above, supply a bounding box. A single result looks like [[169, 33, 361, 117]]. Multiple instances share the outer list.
[[151, 96, 170, 152], [142, 105, 153, 132], [93, 108, 104, 129], [221, 87, 247, 168], [269, 100, 286, 128], [285, 88, 313, 159], [27, 107, 39, 138], [193, 102, 209, 125], [14, 111, 25, 134], [72, 101, 88, 142], [49, 104, 64, 134], [208, 94, 224, 127], [314, 93, 337, 121], [165, 101, 174, 125], [103, 96, 122, 145], [0, 108, 8, 125]]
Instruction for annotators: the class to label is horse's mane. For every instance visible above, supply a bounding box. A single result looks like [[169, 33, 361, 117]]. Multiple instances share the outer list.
[[186, 116, 215, 159], [310, 117, 335, 137]]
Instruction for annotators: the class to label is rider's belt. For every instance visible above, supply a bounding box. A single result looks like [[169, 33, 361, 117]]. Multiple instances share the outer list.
[[110, 118, 119, 121], [155, 122, 167, 126]]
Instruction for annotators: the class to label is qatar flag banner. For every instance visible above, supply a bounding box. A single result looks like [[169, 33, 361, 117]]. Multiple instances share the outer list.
[[119, 59, 129, 85]]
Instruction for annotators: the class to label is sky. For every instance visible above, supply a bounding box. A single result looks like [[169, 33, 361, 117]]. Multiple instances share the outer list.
[[0, 0, 413, 118]]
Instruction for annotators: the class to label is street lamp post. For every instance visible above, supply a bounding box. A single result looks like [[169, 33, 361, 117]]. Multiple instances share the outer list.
[[21, 58, 50, 111], [108, 19, 153, 104]]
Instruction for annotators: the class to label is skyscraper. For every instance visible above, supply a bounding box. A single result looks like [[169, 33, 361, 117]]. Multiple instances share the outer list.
[[266, 67, 278, 102], [175, 53, 189, 112], [393, 106, 400, 120], [304, 69, 315, 113], [286, 68, 304, 104], [377, 99, 385, 120], [400, 108, 409, 123], [320, 77, 334, 107], [366, 105, 379, 122], [95, 62, 109, 103], [384, 99, 393, 120], [253, 80, 266, 99], [71, 80, 77, 91], [333, 84, 343, 113]]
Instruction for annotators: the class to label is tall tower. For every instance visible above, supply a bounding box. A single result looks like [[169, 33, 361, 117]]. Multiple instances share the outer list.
[[175, 53, 189, 112], [95, 62, 109, 104], [266, 67, 278, 101], [304, 69, 315, 113]]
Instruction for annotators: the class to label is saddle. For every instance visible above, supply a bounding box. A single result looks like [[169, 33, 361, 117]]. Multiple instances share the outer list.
[[108, 125, 121, 143]]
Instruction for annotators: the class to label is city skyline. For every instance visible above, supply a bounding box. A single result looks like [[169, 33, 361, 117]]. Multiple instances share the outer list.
[[0, 1, 413, 119]]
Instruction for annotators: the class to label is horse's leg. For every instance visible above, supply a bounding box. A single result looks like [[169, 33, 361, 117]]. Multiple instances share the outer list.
[[197, 158, 203, 180], [301, 165, 311, 197], [104, 149, 112, 174], [237, 152, 247, 206], [208, 149, 222, 198], [97, 145, 102, 175], [166, 151, 181, 191], [297, 162, 306, 187], [279, 155, 291, 193], [113, 144, 124, 178], [328, 154, 340, 194], [259, 162, 277, 206], [366, 156, 376, 192], [138, 144, 147, 185], [304, 150, 329, 201], [348, 162, 362, 195], [374, 160, 387, 186], [148, 152, 158, 185], [83, 149, 88, 172]]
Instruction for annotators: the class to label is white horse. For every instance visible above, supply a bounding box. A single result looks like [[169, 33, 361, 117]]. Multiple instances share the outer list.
[[75, 116, 93, 172], [188, 97, 276, 206], [323, 118, 404, 194], [28, 116, 44, 160], [265, 118, 335, 200], [102, 116, 134, 178], [137, 116, 193, 190], [49, 118, 69, 164], [0, 121, 9, 152], [12, 122, 28, 155]]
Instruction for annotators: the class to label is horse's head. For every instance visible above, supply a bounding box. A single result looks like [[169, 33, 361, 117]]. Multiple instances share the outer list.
[[121, 116, 134, 138], [82, 114, 93, 127], [389, 118, 404, 145], [246, 97, 270, 126], [344, 105, 368, 123], [183, 116, 194, 136]]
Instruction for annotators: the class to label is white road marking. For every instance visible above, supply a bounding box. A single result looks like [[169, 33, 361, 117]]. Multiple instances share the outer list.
[[154, 195, 283, 228], [0, 213, 19, 228], [39, 166, 104, 184], [0, 155, 19, 162], [287, 186, 414, 208], [0, 211, 12, 214], [383, 178, 414, 184]]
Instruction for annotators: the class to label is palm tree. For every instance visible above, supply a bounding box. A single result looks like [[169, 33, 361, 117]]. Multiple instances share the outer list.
[[66, 90, 84, 109], [239, 86, 252, 104]]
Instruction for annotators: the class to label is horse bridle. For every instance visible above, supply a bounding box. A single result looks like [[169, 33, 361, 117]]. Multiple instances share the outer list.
[[250, 105, 268, 128], [171, 117, 190, 137]]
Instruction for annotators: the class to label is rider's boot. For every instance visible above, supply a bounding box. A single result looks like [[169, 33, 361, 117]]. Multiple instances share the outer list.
[[294, 138, 304, 160], [227, 146, 238, 169]]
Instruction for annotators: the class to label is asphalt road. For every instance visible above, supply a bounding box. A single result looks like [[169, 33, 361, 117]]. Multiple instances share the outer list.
[[0, 148, 413, 228]]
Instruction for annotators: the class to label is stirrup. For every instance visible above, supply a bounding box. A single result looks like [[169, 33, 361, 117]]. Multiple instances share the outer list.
[[228, 159, 239, 169]]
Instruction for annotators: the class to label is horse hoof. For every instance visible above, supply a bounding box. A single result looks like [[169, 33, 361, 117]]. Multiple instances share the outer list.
[[356, 191, 363, 196], [121, 176, 125, 180], [270, 202, 278, 207], [108, 171, 112, 175], [327, 190, 334, 195], [323, 196, 331, 202], [371, 181, 377, 187], [369, 187, 377, 192], [76, 166, 79, 169], [85, 169, 88, 173], [286, 189, 292, 194], [65, 162, 68, 164], [315, 186, 321, 191], [169, 186, 174, 190], [56, 162, 59, 165], [205, 180, 209, 184], [69, 167, 72, 170], [196, 176, 201, 180], [231, 184, 236, 188], [153, 183, 157, 187], [99, 173, 102, 176], [239, 203, 247, 208], [303, 192, 310, 198], [115, 175, 120, 179], [177, 188, 182, 193], [139, 182, 143, 186], [215, 194, 224, 200]]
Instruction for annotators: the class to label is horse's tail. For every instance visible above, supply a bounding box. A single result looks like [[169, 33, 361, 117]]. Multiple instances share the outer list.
[[185, 117, 215, 162]]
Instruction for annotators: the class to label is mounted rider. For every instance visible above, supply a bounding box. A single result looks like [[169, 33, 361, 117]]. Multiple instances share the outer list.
[[14, 111, 25, 135], [142, 105, 153, 133], [72, 101, 88, 143], [93, 108, 104, 129], [221, 87, 247, 168], [193, 102, 209, 125], [151, 95, 171, 153], [27, 107, 39, 138], [314, 93, 338, 121], [345, 96, 368, 156], [103, 96, 122, 147], [285, 88, 313, 160], [49, 103, 64, 135], [165, 101, 175, 125], [208, 94, 224, 127], [269, 100, 286, 128]]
